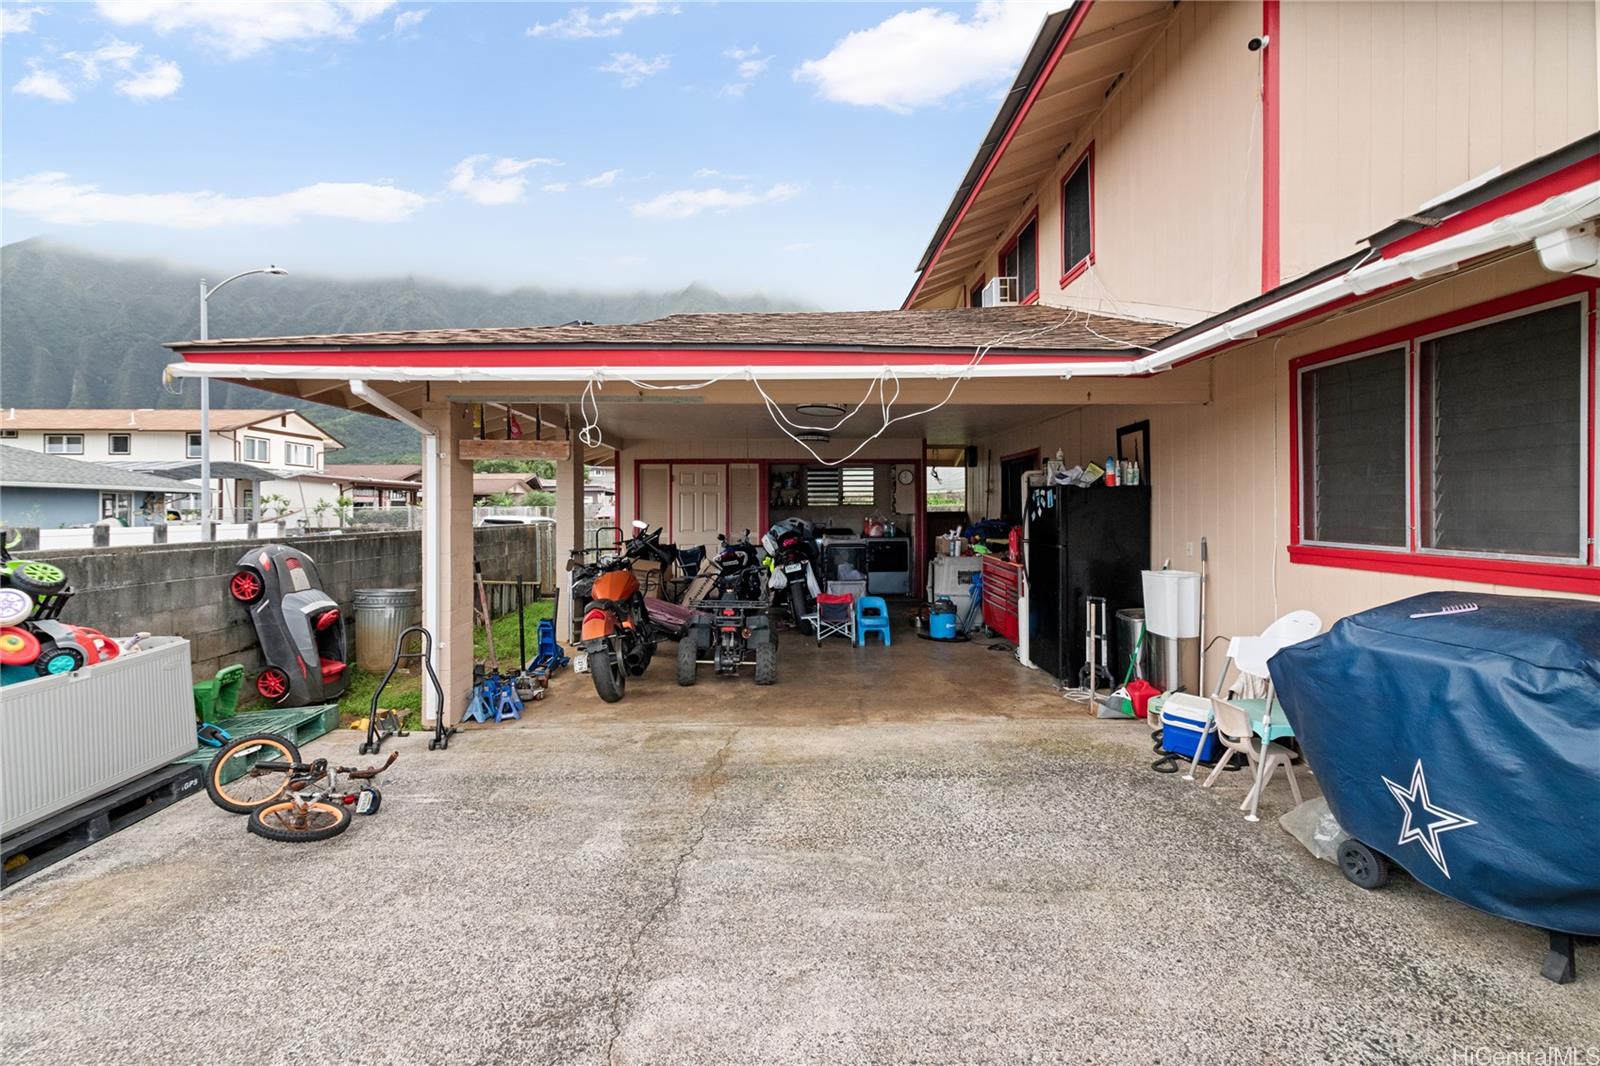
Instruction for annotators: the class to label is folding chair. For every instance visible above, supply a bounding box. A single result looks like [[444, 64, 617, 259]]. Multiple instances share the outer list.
[[813, 592, 857, 645]]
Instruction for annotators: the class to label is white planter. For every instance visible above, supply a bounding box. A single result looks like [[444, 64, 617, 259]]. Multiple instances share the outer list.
[[1, 636, 196, 836]]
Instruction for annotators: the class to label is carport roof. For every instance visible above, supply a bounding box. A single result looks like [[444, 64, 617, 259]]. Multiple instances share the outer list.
[[165, 305, 1174, 355]]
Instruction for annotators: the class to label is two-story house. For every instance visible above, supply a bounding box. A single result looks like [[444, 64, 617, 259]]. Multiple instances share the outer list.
[[0, 408, 342, 523], [163, 0, 1598, 723]]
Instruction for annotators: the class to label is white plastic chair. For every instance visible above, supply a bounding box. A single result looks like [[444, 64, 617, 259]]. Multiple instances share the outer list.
[[1208, 696, 1303, 821]]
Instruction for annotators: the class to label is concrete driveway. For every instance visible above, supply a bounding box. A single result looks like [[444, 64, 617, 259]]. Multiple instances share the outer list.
[[3, 624, 1595, 1064]]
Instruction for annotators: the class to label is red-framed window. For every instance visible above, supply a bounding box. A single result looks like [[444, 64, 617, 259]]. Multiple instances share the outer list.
[[997, 209, 1039, 305], [1289, 279, 1598, 595], [1060, 143, 1094, 288], [969, 275, 986, 308]]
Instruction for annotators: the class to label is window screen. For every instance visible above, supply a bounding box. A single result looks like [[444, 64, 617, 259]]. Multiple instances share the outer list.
[[1300, 348, 1407, 546], [1421, 303, 1583, 558], [1062, 158, 1091, 272], [1001, 219, 1037, 299], [806, 466, 875, 507]]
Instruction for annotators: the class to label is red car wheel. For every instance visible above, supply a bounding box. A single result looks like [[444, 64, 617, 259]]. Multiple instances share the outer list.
[[229, 568, 265, 604], [255, 666, 291, 702]]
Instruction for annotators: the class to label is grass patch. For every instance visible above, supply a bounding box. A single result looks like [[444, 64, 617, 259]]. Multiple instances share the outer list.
[[337, 600, 555, 730]]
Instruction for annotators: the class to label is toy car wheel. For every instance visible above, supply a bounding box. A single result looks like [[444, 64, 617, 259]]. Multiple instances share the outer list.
[[0, 588, 34, 626], [0, 625, 42, 666], [677, 637, 697, 686], [35, 644, 84, 676], [229, 567, 266, 604], [1338, 839, 1390, 890], [255, 666, 291, 702], [8, 561, 66, 597]]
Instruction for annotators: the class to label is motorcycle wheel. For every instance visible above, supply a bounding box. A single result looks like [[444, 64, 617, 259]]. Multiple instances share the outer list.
[[590, 646, 627, 703], [788, 582, 814, 636]]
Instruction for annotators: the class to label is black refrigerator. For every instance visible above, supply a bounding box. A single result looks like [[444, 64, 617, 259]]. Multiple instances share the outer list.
[[1025, 483, 1151, 683]]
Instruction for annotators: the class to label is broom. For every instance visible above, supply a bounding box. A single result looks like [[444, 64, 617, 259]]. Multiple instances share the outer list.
[[1096, 622, 1145, 718]]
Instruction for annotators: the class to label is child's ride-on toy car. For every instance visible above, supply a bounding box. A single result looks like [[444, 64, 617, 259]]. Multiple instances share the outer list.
[[230, 545, 350, 706]]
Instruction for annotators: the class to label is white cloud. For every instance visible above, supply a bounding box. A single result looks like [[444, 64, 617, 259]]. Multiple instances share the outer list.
[[725, 44, 769, 80], [783, 241, 815, 253], [795, 0, 1041, 113], [631, 182, 801, 220], [116, 58, 183, 99], [693, 167, 746, 181], [1, 6, 46, 34], [542, 182, 570, 194], [65, 40, 144, 82], [389, 7, 427, 36], [447, 154, 560, 206], [613, 254, 645, 266], [581, 169, 621, 188], [597, 51, 668, 87], [13, 67, 73, 102], [2, 171, 428, 227], [528, 1, 678, 40], [95, 0, 397, 59]]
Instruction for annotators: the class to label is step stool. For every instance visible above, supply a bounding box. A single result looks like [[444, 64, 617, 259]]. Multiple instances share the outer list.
[[857, 595, 892, 647]]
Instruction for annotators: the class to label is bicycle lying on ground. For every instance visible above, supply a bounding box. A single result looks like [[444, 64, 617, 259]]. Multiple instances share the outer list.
[[205, 732, 396, 842]]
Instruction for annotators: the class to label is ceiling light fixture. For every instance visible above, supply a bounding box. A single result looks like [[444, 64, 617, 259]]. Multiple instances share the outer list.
[[795, 432, 831, 443], [795, 403, 846, 418]]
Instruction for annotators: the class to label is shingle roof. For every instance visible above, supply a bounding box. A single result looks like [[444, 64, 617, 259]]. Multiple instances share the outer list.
[[473, 473, 543, 496], [323, 464, 423, 482], [0, 408, 293, 432], [0, 445, 193, 493], [167, 305, 1176, 354]]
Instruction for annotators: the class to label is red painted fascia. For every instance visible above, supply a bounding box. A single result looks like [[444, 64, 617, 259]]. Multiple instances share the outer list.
[[903, 1, 1097, 309], [1260, 0, 1281, 292], [1288, 545, 1600, 596], [1380, 153, 1600, 260]]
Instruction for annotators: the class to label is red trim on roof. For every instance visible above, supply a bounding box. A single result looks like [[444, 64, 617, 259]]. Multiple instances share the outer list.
[[178, 346, 1134, 370], [1380, 153, 1599, 260], [903, 1, 1097, 309]]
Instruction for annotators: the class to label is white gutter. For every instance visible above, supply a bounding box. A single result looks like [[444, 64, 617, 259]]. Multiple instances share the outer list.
[[348, 380, 443, 728], [1132, 180, 1600, 374], [165, 360, 1138, 384]]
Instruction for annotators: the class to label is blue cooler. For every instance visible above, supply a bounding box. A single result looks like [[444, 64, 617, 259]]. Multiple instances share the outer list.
[[1157, 693, 1221, 762]]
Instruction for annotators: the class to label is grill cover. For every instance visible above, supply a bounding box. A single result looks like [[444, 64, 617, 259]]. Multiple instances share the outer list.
[[1269, 592, 1600, 935]]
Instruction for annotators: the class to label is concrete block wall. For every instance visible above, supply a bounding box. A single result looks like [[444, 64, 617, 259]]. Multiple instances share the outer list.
[[17, 525, 542, 682]]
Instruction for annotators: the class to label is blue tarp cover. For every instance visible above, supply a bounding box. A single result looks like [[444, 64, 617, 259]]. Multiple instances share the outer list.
[[1269, 591, 1600, 935]]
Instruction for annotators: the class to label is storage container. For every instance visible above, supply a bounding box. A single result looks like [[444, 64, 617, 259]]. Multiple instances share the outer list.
[[353, 587, 421, 671], [1157, 692, 1220, 763], [2, 636, 196, 836], [1141, 569, 1201, 638]]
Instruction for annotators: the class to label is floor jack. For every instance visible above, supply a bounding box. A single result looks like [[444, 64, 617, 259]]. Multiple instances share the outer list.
[[511, 575, 546, 704], [530, 587, 571, 674]]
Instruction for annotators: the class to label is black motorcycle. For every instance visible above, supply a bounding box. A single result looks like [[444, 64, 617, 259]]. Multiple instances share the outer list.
[[762, 517, 820, 634]]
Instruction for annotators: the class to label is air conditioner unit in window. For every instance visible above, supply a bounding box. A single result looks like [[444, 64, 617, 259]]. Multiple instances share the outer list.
[[981, 276, 1020, 307]]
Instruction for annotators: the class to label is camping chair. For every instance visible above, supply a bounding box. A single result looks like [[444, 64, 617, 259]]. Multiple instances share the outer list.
[[1208, 695, 1303, 821], [813, 592, 857, 645]]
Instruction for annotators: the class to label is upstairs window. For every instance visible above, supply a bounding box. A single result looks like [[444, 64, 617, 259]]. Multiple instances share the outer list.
[[186, 432, 203, 458], [969, 278, 986, 308], [107, 432, 132, 456], [284, 441, 315, 467], [242, 436, 270, 462], [998, 213, 1038, 304], [45, 434, 83, 455], [1060, 146, 1094, 284]]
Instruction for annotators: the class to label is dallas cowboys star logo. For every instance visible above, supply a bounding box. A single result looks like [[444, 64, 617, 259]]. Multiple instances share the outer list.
[[1381, 760, 1478, 878]]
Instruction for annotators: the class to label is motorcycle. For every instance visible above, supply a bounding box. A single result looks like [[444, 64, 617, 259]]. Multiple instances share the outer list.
[[762, 517, 821, 634], [711, 530, 767, 601], [568, 521, 670, 703]]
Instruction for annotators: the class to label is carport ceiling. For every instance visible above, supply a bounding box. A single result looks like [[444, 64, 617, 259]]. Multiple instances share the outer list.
[[577, 400, 1078, 444]]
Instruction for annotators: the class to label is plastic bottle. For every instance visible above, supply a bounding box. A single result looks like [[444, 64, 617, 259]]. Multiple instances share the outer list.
[[1105, 454, 1118, 487], [1128, 460, 1139, 487]]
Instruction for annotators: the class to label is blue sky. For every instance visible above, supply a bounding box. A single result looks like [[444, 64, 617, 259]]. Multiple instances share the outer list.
[[1, 1, 1054, 309]]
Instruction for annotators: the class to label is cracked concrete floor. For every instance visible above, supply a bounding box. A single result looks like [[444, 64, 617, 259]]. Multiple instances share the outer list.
[[3, 627, 1596, 1065]]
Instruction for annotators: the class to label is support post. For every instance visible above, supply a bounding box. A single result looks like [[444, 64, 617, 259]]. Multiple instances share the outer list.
[[551, 421, 586, 641]]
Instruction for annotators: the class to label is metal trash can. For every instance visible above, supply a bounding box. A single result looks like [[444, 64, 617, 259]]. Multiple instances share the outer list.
[[1114, 607, 1149, 681], [352, 587, 420, 671]]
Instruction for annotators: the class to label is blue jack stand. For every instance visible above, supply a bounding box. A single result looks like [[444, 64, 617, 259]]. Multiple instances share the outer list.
[[530, 618, 570, 673]]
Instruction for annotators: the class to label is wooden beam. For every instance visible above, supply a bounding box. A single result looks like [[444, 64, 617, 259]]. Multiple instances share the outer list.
[[457, 438, 572, 461]]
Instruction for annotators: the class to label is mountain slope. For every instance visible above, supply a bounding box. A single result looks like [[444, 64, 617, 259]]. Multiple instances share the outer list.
[[1, 239, 809, 461]]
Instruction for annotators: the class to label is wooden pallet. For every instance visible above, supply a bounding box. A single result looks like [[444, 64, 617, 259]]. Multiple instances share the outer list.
[[177, 702, 340, 784], [1, 764, 204, 890]]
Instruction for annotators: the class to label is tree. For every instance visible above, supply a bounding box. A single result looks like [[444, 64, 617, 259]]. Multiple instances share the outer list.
[[473, 458, 556, 479]]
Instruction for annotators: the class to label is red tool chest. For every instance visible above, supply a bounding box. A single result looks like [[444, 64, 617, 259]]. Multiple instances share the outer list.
[[981, 556, 1022, 644]]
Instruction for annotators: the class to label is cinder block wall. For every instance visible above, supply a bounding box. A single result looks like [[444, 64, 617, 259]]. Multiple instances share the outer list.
[[18, 526, 541, 681]]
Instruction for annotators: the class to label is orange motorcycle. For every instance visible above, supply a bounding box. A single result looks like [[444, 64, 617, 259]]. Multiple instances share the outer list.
[[568, 522, 668, 702]]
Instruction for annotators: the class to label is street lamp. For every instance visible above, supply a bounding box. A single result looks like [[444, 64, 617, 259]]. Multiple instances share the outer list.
[[197, 266, 287, 537]]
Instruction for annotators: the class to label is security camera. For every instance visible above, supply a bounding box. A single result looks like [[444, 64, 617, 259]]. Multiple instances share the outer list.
[[1247, 35, 1270, 52]]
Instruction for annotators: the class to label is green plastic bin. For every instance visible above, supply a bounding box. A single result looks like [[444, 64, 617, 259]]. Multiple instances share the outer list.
[[192, 664, 245, 723]]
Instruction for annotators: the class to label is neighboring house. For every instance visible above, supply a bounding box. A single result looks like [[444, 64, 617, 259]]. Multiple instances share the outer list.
[[0, 445, 188, 527], [0, 408, 343, 522], [320, 464, 422, 508], [471, 472, 543, 502], [164, 0, 1599, 722]]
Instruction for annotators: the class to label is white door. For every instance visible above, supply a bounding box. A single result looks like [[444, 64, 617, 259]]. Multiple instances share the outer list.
[[672, 465, 724, 550]]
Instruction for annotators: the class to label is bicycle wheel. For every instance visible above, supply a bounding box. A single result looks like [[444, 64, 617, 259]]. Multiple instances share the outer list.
[[247, 799, 351, 842], [206, 733, 302, 814]]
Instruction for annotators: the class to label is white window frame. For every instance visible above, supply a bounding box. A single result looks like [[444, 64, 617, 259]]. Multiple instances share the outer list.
[[242, 435, 271, 463], [284, 441, 315, 467], [1412, 294, 1590, 567], [107, 432, 132, 456], [45, 434, 84, 455], [1294, 343, 1413, 554]]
